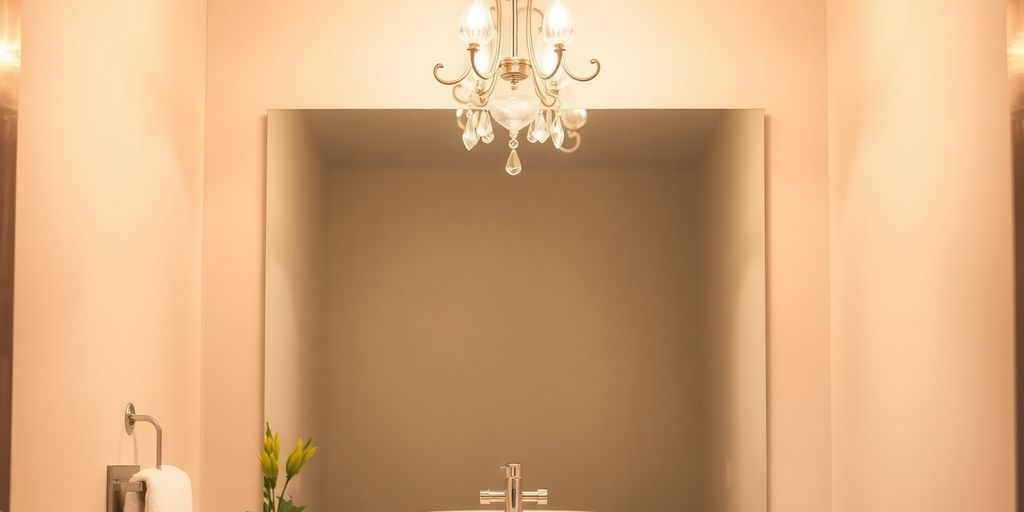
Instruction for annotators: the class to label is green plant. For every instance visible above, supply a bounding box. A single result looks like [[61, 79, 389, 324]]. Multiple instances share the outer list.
[[259, 423, 318, 512]]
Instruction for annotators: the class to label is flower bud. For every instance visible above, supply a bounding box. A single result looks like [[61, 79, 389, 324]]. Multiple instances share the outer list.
[[258, 450, 279, 481], [285, 437, 317, 478]]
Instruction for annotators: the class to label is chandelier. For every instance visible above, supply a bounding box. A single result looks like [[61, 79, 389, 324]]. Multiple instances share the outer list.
[[433, 0, 601, 175]]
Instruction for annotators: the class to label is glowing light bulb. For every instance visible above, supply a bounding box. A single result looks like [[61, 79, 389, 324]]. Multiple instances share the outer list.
[[464, 44, 492, 88], [1010, 32, 1024, 73], [0, 42, 21, 69], [541, 45, 561, 76], [460, 0, 495, 46], [474, 43, 491, 72], [543, 0, 575, 46]]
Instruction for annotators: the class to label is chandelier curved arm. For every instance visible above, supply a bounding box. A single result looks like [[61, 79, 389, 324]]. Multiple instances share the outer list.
[[500, 0, 544, 27], [487, 0, 504, 76], [433, 62, 472, 86], [536, 46, 565, 81], [563, 57, 602, 82], [524, 0, 564, 81], [530, 75, 559, 108], [472, 70, 502, 108], [558, 130, 581, 153], [452, 83, 474, 104], [528, 4, 544, 33], [469, 45, 498, 81], [436, 0, 504, 86], [481, 73, 500, 103], [524, 0, 564, 98]]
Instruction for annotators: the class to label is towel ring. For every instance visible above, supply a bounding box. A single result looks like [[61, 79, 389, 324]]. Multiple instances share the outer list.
[[124, 402, 162, 469], [107, 403, 164, 512]]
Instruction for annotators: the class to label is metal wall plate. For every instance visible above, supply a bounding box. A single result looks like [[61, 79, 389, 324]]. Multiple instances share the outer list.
[[106, 465, 140, 512]]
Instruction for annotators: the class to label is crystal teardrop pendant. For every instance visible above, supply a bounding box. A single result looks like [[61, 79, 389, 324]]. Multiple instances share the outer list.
[[476, 111, 492, 138], [505, 148, 522, 176], [532, 112, 550, 143], [527, 121, 537, 143], [505, 135, 522, 176], [463, 113, 480, 151], [551, 112, 565, 149]]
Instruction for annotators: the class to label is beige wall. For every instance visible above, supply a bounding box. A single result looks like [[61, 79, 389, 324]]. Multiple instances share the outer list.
[[12, 0, 207, 510], [6, 0, 1016, 511], [264, 111, 328, 511], [828, 1, 1015, 511], [699, 111, 767, 512], [202, 1, 830, 510]]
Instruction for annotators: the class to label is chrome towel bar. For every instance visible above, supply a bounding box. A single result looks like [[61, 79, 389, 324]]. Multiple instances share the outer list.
[[124, 402, 162, 469], [105, 402, 164, 512]]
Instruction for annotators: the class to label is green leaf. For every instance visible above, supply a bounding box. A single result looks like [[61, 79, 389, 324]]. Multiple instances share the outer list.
[[278, 498, 307, 512]]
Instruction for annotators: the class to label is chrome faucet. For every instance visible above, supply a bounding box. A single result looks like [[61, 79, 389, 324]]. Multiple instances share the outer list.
[[479, 463, 548, 512]]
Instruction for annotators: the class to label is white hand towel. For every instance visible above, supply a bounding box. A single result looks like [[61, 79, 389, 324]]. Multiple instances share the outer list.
[[122, 465, 193, 512]]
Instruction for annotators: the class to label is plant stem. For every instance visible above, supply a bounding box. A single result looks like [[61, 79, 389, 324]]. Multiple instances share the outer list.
[[265, 478, 278, 512], [278, 476, 294, 507]]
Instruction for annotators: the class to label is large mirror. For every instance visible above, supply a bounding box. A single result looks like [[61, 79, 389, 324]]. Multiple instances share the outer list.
[[264, 109, 766, 512]]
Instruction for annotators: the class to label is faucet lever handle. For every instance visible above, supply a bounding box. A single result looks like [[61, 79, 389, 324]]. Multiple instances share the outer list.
[[523, 489, 548, 505], [480, 489, 506, 505]]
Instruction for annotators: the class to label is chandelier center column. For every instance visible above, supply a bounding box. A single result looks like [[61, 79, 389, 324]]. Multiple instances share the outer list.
[[511, 0, 518, 57]]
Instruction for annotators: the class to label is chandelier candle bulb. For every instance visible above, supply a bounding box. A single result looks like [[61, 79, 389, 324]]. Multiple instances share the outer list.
[[460, 0, 495, 45], [472, 45, 491, 79], [541, 45, 565, 82], [543, 0, 575, 46]]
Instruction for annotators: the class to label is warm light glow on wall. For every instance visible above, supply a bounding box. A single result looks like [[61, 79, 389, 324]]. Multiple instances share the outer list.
[[0, 0, 19, 70], [1010, 36, 1024, 75], [1011, 1, 1024, 74], [0, 42, 19, 69]]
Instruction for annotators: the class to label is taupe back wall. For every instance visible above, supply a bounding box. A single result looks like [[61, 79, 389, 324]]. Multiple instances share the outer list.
[[323, 165, 705, 512]]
